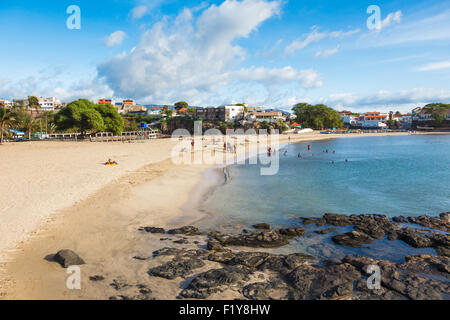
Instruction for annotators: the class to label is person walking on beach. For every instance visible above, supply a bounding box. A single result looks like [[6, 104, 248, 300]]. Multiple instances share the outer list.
[[223, 142, 227, 152], [191, 139, 195, 151]]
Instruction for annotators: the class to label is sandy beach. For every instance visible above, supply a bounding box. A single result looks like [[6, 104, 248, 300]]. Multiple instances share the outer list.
[[0, 131, 417, 299]]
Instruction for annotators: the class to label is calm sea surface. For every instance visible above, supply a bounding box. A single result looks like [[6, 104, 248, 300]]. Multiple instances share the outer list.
[[199, 134, 450, 228]]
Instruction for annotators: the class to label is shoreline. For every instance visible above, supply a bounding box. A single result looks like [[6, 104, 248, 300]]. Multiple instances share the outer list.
[[0, 131, 439, 299]]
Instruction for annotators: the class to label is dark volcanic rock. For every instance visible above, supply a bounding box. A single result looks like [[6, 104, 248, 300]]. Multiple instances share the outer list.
[[89, 275, 105, 281], [152, 247, 208, 258], [400, 254, 450, 275], [278, 227, 306, 238], [53, 249, 85, 268], [228, 252, 271, 268], [173, 239, 189, 244], [436, 246, 450, 257], [139, 227, 165, 234], [258, 253, 314, 274], [354, 223, 386, 239], [207, 249, 235, 264], [110, 279, 131, 291], [314, 228, 337, 235], [323, 213, 353, 226], [344, 255, 450, 300], [207, 239, 224, 251], [167, 226, 201, 236], [211, 231, 289, 248], [331, 231, 374, 248], [286, 263, 360, 300], [253, 223, 271, 230], [243, 279, 291, 300], [149, 257, 206, 280], [179, 265, 252, 299], [396, 228, 434, 248]]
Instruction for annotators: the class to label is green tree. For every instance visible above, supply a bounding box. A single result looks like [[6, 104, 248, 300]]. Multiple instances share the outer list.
[[174, 101, 189, 110], [0, 105, 15, 144], [431, 113, 444, 125], [292, 103, 343, 129], [94, 104, 124, 135], [28, 96, 40, 118], [55, 99, 105, 137]]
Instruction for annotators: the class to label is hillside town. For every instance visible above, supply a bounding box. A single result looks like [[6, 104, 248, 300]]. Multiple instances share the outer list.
[[1, 95, 450, 142]]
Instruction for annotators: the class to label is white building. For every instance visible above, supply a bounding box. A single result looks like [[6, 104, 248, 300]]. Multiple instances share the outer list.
[[357, 112, 388, 128], [247, 111, 286, 123], [223, 105, 245, 122], [38, 97, 62, 112]]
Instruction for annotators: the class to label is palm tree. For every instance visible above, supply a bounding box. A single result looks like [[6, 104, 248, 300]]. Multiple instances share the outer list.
[[28, 96, 40, 119], [0, 105, 15, 144]]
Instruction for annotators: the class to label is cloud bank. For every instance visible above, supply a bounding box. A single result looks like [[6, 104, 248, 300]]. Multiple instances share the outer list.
[[98, 0, 322, 105]]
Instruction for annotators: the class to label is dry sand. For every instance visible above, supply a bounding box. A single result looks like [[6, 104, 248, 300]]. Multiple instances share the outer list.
[[0, 131, 413, 299]]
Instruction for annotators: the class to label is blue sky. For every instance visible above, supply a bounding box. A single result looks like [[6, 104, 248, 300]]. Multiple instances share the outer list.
[[1, 0, 450, 112]]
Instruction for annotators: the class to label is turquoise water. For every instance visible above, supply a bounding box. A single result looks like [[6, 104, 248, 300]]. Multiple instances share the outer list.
[[200, 135, 450, 228]]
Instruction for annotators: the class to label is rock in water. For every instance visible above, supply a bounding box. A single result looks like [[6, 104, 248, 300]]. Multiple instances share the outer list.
[[54, 249, 85, 268], [278, 227, 306, 238], [331, 231, 374, 248], [253, 223, 271, 230], [211, 231, 289, 248]]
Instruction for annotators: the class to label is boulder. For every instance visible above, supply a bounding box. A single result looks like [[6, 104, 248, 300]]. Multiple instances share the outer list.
[[278, 227, 306, 238], [331, 231, 374, 248], [253, 223, 271, 230], [53, 249, 85, 268]]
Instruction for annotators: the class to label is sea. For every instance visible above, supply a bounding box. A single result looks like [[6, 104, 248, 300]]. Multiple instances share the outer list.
[[196, 134, 450, 261]]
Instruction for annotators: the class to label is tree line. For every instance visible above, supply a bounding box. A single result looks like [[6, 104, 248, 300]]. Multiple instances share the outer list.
[[292, 103, 344, 129], [0, 98, 125, 143]]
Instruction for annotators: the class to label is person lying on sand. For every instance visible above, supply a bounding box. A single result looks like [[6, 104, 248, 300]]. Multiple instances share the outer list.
[[105, 158, 118, 165]]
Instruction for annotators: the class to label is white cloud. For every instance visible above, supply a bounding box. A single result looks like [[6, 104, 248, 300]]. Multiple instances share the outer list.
[[104, 31, 127, 47], [0, 73, 113, 103], [285, 26, 359, 54], [359, 9, 450, 48], [97, 0, 321, 105], [379, 10, 402, 30], [317, 88, 450, 111], [416, 60, 450, 72], [131, 5, 149, 19], [314, 46, 339, 58]]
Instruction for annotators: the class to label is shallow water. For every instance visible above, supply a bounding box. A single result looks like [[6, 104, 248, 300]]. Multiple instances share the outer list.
[[195, 135, 450, 261], [199, 134, 450, 227]]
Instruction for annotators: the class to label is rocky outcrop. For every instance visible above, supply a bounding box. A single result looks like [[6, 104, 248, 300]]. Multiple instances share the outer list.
[[167, 226, 201, 236], [286, 263, 361, 300], [332, 231, 374, 248], [209, 230, 289, 248], [149, 257, 206, 280], [179, 265, 252, 299], [139, 227, 165, 234], [278, 227, 306, 238], [344, 255, 450, 300], [253, 223, 271, 230]]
